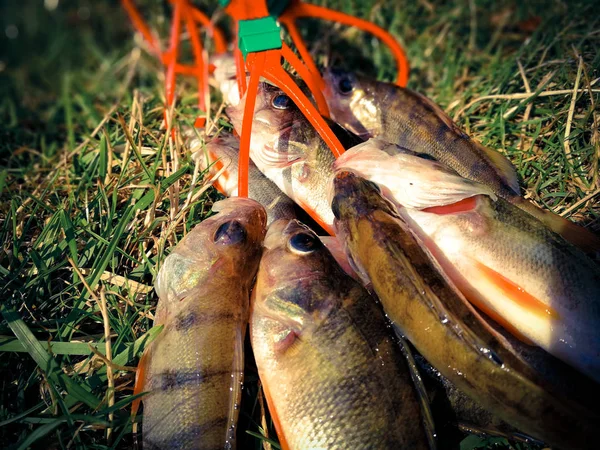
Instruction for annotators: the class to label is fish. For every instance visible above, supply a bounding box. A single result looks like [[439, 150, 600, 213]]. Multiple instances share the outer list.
[[186, 130, 297, 225], [335, 140, 600, 382], [250, 219, 434, 450], [226, 82, 363, 235], [132, 197, 267, 450], [323, 68, 600, 256], [185, 131, 358, 279], [330, 171, 600, 450]]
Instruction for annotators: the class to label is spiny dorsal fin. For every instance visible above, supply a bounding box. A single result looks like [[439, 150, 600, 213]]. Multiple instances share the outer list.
[[413, 90, 521, 195], [471, 141, 521, 195]]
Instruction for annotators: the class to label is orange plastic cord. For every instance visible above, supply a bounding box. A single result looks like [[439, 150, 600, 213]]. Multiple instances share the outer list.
[[224, 0, 270, 20], [279, 0, 410, 87], [164, 0, 182, 107], [121, 0, 161, 55], [183, 2, 209, 109], [188, 6, 227, 53], [237, 52, 267, 198], [236, 47, 345, 206], [261, 53, 343, 157], [121, 0, 227, 110], [280, 43, 329, 117], [233, 21, 248, 99]]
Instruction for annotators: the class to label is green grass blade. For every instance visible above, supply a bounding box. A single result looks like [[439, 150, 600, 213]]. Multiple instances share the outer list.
[[1, 304, 100, 409], [0, 336, 104, 355]]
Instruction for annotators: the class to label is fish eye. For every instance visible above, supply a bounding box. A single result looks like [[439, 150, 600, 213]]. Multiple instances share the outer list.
[[272, 94, 291, 110], [337, 77, 354, 95], [288, 232, 321, 254], [213, 220, 247, 245]]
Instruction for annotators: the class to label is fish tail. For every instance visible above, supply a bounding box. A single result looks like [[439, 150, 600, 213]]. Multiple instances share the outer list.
[[513, 197, 600, 258]]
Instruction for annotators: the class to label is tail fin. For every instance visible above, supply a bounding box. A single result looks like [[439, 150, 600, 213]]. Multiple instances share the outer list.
[[513, 197, 600, 259]]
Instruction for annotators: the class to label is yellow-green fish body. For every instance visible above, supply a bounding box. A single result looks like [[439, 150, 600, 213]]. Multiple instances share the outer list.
[[251, 219, 432, 450], [335, 140, 600, 381], [136, 198, 266, 449], [331, 171, 600, 450]]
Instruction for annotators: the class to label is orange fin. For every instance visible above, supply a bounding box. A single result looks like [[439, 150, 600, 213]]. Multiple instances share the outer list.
[[131, 348, 150, 419], [472, 141, 521, 195], [422, 196, 479, 215], [205, 148, 232, 196], [260, 380, 290, 450], [469, 261, 559, 344]]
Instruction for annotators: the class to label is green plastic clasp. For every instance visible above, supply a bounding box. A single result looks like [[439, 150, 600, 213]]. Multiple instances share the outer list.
[[238, 16, 282, 58]]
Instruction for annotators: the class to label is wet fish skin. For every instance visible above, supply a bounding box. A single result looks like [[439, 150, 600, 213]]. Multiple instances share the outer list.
[[336, 141, 600, 381], [402, 195, 600, 381], [323, 68, 520, 199], [331, 171, 600, 450], [136, 198, 267, 450], [323, 68, 600, 255], [187, 131, 297, 225], [334, 138, 497, 209], [251, 219, 432, 450], [226, 82, 363, 235]]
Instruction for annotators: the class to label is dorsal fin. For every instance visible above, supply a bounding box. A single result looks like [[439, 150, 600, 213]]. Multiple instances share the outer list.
[[471, 141, 521, 195], [413, 90, 521, 195]]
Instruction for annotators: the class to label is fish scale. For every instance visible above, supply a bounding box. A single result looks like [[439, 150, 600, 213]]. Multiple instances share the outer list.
[[251, 219, 433, 449], [331, 171, 600, 450], [323, 68, 600, 256]]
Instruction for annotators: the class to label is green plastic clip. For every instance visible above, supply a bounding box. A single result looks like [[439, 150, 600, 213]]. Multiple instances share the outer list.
[[238, 16, 282, 58]]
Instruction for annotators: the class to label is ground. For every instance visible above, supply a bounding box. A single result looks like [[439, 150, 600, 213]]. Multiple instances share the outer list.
[[0, 0, 598, 449]]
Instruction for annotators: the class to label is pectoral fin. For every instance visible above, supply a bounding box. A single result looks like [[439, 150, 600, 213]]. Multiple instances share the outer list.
[[466, 260, 560, 345], [131, 348, 151, 419], [260, 380, 291, 450]]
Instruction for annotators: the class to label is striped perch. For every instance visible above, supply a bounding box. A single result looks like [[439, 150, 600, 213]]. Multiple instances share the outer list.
[[133, 198, 267, 450]]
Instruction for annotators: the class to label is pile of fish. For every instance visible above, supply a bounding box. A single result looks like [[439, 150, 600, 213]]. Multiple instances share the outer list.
[[133, 60, 600, 449]]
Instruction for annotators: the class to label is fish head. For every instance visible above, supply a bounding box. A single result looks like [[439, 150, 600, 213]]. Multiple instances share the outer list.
[[253, 219, 348, 350], [226, 82, 314, 171], [330, 170, 399, 237], [330, 171, 396, 221], [226, 82, 304, 140], [155, 197, 267, 308], [322, 67, 381, 139]]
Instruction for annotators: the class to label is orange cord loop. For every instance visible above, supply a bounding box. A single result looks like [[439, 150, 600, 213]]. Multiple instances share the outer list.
[[279, 0, 410, 87], [122, 0, 410, 208], [121, 0, 226, 110]]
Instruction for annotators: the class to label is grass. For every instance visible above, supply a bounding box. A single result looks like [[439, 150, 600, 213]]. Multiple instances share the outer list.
[[0, 0, 598, 449]]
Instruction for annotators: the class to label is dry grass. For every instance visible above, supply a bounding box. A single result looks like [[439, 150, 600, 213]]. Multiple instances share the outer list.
[[0, 0, 598, 449]]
